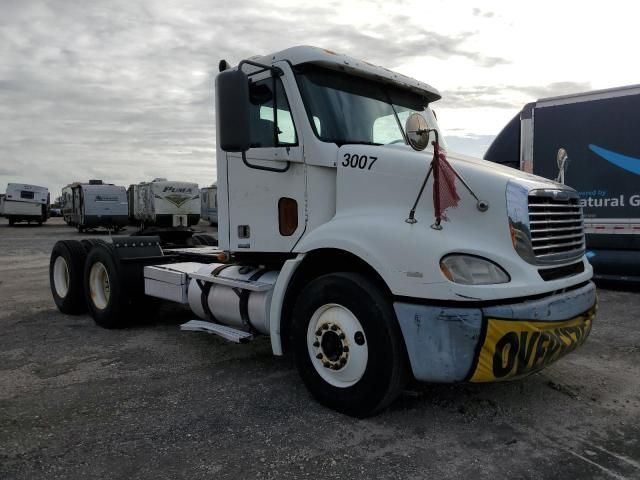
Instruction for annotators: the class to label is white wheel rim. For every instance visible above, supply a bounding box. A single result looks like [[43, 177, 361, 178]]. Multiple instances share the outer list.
[[53, 256, 70, 298], [89, 261, 111, 310], [307, 303, 368, 388]]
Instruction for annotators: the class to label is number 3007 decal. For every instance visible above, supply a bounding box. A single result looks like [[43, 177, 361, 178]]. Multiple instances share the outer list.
[[342, 153, 378, 170]]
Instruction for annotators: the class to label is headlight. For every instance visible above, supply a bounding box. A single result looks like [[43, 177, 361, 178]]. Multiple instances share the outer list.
[[440, 254, 510, 285]]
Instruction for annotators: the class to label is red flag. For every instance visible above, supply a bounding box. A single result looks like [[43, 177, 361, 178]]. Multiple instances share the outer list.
[[432, 141, 460, 222]]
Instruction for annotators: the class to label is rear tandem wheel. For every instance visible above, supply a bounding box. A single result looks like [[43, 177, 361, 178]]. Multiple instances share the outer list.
[[49, 240, 89, 314]]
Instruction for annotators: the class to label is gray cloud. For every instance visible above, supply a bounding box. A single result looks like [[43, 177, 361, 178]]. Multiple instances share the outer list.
[[472, 8, 495, 18], [511, 81, 593, 100], [0, 166, 19, 176], [0, 0, 508, 196], [440, 81, 592, 109], [446, 134, 496, 158]]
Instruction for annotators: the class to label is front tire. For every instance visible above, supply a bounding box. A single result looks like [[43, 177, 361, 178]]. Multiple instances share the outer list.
[[292, 273, 409, 417]]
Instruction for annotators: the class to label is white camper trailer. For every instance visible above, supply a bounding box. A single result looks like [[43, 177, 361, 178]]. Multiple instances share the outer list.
[[61, 180, 128, 232], [128, 179, 200, 228], [200, 184, 218, 225], [1, 183, 49, 225]]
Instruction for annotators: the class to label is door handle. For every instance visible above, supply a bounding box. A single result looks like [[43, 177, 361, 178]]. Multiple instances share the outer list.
[[242, 152, 291, 173]]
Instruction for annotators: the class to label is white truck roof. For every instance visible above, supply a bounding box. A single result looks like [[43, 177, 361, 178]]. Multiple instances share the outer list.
[[252, 45, 441, 102]]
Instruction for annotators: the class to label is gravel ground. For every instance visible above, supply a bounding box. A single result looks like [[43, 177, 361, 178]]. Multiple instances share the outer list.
[[1, 217, 639, 479]]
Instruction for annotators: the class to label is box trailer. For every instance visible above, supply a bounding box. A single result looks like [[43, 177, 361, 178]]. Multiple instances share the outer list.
[[1, 183, 49, 225], [49, 46, 596, 417], [485, 84, 640, 282], [128, 178, 200, 228], [61, 180, 128, 232], [201, 184, 218, 225]]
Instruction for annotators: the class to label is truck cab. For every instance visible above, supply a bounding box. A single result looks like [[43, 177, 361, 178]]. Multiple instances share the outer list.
[[216, 45, 595, 400], [49, 46, 597, 417]]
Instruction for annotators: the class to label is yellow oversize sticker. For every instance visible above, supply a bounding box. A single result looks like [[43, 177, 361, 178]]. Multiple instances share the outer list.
[[470, 308, 595, 383]]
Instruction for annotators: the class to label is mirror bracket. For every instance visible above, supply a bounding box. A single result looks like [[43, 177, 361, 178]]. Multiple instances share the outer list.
[[238, 59, 283, 77]]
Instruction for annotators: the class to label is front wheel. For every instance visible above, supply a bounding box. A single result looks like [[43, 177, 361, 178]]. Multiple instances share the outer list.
[[292, 273, 409, 417]]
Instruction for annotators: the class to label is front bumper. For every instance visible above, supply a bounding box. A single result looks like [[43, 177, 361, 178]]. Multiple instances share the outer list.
[[394, 281, 596, 383]]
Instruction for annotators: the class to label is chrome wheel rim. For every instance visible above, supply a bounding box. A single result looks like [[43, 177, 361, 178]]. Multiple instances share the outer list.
[[89, 261, 111, 310]]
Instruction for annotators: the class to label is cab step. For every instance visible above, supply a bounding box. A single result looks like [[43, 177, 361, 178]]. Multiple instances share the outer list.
[[180, 320, 254, 343]]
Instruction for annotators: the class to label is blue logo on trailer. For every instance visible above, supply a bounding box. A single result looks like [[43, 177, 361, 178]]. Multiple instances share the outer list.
[[589, 144, 640, 175]]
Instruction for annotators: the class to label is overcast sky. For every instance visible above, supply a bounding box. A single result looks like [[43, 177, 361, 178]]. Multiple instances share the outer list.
[[1, 0, 637, 198]]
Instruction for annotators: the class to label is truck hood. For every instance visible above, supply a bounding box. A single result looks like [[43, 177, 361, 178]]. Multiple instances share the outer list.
[[336, 143, 572, 215], [296, 143, 592, 301]]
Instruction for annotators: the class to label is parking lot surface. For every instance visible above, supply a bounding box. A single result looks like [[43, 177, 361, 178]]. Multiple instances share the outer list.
[[1, 218, 639, 479]]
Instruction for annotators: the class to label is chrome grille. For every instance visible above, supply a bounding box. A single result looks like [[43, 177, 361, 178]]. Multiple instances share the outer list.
[[527, 191, 585, 262]]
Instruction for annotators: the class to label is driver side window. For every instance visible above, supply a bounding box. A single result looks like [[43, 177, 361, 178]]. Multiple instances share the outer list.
[[249, 77, 297, 148]]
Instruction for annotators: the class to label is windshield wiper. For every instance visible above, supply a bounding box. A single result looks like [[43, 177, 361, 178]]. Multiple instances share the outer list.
[[383, 88, 409, 146]]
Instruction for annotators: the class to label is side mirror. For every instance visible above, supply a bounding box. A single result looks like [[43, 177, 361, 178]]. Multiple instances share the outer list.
[[405, 113, 430, 151], [215, 69, 251, 152]]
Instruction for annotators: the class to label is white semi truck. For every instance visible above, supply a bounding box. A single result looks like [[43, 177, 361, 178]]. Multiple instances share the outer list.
[[49, 46, 597, 417], [1, 183, 49, 225]]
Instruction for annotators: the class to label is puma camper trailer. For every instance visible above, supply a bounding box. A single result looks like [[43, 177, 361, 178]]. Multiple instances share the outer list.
[[128, 179, 200, 228]]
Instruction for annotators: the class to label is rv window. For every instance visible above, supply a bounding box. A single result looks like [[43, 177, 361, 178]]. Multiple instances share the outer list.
[[20, 191, 35, 200]]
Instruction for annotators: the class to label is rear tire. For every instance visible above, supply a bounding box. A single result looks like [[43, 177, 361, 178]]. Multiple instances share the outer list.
[[84, 243, 131, 329], [193, 234, 217, 246], [81, 238, 106, 252], [292, 273, 409, 417], [8, 218, 15, 226], [49, 240, 88, 314]]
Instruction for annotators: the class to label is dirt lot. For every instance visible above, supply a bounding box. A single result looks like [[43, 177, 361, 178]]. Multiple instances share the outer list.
[[1, 217, 639, 479]]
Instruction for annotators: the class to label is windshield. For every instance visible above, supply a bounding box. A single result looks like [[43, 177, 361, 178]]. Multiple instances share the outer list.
[[295, 65, 445, 149]]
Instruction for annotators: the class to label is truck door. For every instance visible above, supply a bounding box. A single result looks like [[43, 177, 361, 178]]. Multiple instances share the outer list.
[[225, 72, 305, 252]]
